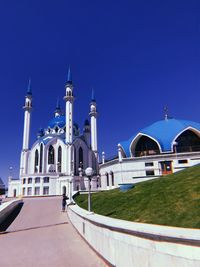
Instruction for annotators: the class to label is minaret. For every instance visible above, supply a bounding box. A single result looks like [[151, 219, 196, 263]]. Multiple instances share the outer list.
[[22, 79, 32, 151], [89, 89, 98, 159], [64, 67, 74, 144], [20, 79, 32, 177], [64, 67, 74, 175]]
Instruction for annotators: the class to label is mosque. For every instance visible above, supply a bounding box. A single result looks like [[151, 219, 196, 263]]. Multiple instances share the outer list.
[[8, 69, 99, 197], [8, 70, 200, 197]]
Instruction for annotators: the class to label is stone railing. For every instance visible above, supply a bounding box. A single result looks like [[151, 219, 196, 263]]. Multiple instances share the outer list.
[[68, 204, 200, 267]]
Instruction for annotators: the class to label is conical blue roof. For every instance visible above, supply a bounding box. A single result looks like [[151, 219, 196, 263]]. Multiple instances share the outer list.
[[67, 67, 72, 84]]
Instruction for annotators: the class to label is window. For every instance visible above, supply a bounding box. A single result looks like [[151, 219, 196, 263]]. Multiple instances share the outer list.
[[22, 178, 26, 184], [39, 144, 43, 173], [35, 177, 40, 183], [106, 173, 109, 186], [178, 159, 188, 164], [175, 130, 200, 153], [110, 172, 114, 186], [28, 178, 32, 184], [134, 136, 160, 157], [34, 187, 40, 195], [43, 186, 49, 195], [35, 150, 39, 173], [146, 170, 155, 176], [145, 162, 154, 167], [48, 145, 55, 164], [27, 187, 32, 195], [43, 177, 49, 183], [58, 146, 62, 172], [22, 188, 26, 195], [79, 147, 83, 167]]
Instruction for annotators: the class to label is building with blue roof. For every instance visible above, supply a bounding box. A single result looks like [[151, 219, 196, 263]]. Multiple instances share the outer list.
[[100, 115, 200, 190], [8, 69, 100, 197]]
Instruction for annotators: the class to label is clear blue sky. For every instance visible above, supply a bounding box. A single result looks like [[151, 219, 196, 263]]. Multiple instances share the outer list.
[[0, 0, 200, 184]]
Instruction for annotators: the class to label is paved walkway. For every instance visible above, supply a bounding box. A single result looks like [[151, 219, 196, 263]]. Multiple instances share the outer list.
[[0, 197, 108, 267]]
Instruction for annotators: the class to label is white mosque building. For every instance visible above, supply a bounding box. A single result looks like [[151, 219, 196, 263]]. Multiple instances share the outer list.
[[8, 69, 99, 197], [100, 113, 200, 190]]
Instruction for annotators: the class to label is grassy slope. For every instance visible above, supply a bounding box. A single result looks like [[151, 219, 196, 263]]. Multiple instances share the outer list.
[[75, 165, 200, 228]]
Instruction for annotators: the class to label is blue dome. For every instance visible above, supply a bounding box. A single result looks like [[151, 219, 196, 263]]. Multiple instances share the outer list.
[[48, 115, 66, 128], [120, 119, 200, 157]]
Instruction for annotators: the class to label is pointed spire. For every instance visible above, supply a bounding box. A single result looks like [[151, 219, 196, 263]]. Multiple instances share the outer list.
[[55, 97, 62, 117], [67, 66, 72, 84], [91, 88, 96, 102], [56, 97, 61, 110], [27, 78, 32, 95], [164, 106, 169, 120]]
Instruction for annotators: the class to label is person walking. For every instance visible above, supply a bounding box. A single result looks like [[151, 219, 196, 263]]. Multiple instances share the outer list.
[[62, 193, 68, 212]]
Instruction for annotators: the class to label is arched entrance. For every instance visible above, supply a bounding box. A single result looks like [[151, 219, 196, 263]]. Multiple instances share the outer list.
[[62, 186, 66, 195], [13, 189, 17, 197]]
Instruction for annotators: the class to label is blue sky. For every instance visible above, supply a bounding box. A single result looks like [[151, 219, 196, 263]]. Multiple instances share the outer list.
[[0, 0, 200, 184]]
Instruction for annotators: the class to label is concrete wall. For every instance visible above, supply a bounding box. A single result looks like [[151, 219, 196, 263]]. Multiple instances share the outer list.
[[68, 204, 200, 267]]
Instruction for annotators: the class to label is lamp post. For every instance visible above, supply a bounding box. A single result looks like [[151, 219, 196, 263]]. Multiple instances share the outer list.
[[85, 167, 93, 213]]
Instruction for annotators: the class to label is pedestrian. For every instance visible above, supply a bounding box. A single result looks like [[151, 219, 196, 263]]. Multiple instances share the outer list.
[[62, 193, 68, 212]]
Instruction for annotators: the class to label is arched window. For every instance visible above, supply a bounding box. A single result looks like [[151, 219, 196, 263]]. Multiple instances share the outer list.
[[58, 146, 62, 172], [106, 173, 109, 186], [175, 130, 200, 153], [110, 172, 114, 186], [48, 145, 55, 164], [134, 136, 160, 157], [39, 144, 43, 173], [34, 150, 39, 173], [79, 147, 83, 168]]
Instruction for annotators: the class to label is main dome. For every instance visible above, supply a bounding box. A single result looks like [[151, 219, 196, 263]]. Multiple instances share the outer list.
[[120, 118, 200, 157], [48, 115, 65, 129]]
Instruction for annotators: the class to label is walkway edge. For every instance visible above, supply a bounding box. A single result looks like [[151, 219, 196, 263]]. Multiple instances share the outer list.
[[68, 204, 200, 267], [0, 199, 24, 231]]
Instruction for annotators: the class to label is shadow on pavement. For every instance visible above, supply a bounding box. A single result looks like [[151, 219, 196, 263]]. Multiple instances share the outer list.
[[1, 221, 68, 235]]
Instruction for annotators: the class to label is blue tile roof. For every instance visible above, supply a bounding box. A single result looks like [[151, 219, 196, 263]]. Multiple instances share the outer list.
[[48, 115, 65, 128], [119, 119, 200, 157]]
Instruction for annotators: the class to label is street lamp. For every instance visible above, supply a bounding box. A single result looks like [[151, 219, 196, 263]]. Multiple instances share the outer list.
[[85, 167, 94, 213]]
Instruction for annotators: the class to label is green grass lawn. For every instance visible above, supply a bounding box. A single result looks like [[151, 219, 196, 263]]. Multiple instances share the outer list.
[[75, 165, 200, 228]]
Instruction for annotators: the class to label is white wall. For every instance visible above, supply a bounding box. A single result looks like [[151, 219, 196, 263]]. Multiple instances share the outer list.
[[100, 152, 200, 189], [68, 204, 200, 267]]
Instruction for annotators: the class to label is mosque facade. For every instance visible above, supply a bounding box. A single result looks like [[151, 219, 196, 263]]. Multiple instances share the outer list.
[[8, 69, 99, 197]]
